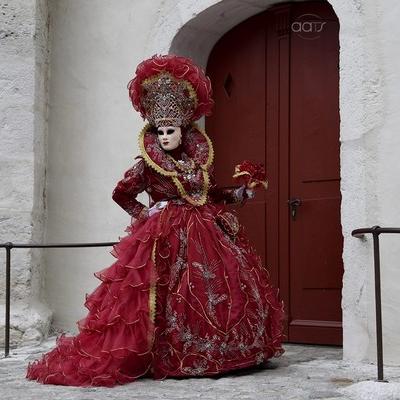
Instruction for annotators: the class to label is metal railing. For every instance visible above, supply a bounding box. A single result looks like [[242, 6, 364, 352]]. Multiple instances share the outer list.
[[0, 225, 396, 382], [351, 225, 400, 382], [0, 241, 117, 358]]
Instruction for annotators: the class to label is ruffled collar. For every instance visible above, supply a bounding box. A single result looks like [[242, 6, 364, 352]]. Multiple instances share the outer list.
[[138, 122, 214, 177]]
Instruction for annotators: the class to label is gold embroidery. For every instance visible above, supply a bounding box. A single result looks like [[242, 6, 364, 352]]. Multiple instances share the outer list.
[[165, 153, 195, 173], [138, 122, 214, 206], [171, 169, 210, 206], [141, 72, 198, 106], [193, 122, 214, 168], [148, 239, 158, 350], [150, 239, 157, 323]]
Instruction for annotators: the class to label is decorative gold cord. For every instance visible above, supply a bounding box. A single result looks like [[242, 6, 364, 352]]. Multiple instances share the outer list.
[[191, 122, 215, 169], [165, 153, 195, 172], [138, 122, 214, 206], [148, 238, 158, 350], [171, 169, 210, 206], [149, 239, 157, 324]]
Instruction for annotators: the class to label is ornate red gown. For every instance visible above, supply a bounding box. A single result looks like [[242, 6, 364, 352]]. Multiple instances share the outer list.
[[26, 124, 284, 387]]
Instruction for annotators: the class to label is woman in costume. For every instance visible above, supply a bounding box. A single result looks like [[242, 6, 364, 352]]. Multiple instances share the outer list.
[[26, 54, 284, 387]]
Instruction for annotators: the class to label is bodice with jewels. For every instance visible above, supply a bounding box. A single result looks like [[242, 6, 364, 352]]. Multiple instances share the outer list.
[[112, 123, 247, 220]]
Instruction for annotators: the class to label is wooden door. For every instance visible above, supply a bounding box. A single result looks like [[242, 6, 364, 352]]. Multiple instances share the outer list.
[[206, 0, 343, 345]]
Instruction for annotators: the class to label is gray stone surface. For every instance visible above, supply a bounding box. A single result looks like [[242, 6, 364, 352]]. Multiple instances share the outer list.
[[0, 0, 52, 347], [1, 339, 400, 399]]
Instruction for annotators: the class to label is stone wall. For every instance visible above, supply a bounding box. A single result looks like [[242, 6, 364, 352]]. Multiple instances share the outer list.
[[0, 0, 51, 347], [44, 0, 161, 332]]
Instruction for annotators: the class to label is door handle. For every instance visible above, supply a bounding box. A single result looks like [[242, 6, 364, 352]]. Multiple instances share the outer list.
[[288, 198, 302, 220]]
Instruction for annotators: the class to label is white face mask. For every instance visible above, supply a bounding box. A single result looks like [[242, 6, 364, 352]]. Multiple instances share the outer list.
[[157, 126, 182, 151]]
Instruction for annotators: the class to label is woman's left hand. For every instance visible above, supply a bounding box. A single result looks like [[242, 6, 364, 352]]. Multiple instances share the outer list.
[[245, 187, 256, 199], [235, 184, 255, 202]]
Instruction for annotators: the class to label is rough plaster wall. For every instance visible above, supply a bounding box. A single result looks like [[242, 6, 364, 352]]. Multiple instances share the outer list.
[[0, 0, 51, 347], [333, 0, 383, 363], [373, 0, 400, 365], [333, 0, 400, 365], [45, 0, 162, 332]]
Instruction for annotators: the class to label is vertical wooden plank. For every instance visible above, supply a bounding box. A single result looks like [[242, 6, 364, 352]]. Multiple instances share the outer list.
[[289, 1, 343, 344], [266, 3, 292, 340], [206, 13, 267, 265], [207, 0, 343, 345]]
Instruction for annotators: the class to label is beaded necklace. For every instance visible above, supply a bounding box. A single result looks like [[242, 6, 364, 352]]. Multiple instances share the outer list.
[[165, 153, 196, 180]]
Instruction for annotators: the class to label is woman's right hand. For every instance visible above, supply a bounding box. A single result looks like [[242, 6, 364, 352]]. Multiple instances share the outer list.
[[148, 200, 169, 217], [245, 187, 255, 199]]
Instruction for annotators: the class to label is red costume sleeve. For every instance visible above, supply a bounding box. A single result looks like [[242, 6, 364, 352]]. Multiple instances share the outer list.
[[208, 166, 248, 205], [112, 157, 149, 220]]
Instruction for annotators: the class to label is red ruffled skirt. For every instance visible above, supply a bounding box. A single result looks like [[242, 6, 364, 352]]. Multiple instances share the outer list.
[[26, 202, 284, 387]]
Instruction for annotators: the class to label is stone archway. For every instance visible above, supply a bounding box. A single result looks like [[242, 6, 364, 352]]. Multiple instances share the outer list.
[[146, 0, 384, 363]]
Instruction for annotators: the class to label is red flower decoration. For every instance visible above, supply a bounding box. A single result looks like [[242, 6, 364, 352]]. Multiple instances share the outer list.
[[232, 160, 268, 190]]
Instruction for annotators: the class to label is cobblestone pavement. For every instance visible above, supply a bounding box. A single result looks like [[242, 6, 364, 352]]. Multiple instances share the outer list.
[[1, 337, 400, 400]]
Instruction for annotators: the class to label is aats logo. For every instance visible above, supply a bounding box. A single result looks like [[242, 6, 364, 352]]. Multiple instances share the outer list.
[[291, 13, 327, 40]]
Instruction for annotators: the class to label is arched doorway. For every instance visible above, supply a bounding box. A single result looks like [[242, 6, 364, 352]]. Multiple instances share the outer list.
[[206, 1, 343, 345]]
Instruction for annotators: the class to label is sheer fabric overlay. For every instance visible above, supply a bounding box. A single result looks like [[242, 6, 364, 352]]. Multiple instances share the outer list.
[[26, 202, 284, 386], [26, 125, 284, 387]]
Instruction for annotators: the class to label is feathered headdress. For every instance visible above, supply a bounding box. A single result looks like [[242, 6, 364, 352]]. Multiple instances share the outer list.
[[127, 54, 214, 127]]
